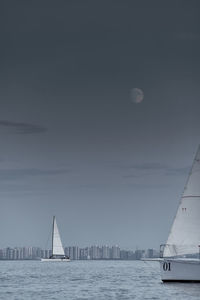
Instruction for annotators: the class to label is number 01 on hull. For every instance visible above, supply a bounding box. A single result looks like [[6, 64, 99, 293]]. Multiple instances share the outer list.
[[160, 260, 200, 282]]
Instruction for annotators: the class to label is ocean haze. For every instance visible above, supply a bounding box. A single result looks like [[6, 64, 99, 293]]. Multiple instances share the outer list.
[[1, 0, 200, 249]]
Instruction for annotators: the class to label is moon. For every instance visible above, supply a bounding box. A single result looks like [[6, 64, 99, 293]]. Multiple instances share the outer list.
[[130, 88, 144, 104]]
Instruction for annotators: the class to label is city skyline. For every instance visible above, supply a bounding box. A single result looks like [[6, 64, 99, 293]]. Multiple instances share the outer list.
[[0, 244, 159, 260]]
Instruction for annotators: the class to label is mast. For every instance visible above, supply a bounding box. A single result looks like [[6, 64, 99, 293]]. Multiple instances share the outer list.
[[52, 216, 55, 256]]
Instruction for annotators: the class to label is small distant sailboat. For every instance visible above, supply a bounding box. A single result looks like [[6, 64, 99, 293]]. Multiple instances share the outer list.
[[41, 216, 70, 262], [160, 146, 200, 282]]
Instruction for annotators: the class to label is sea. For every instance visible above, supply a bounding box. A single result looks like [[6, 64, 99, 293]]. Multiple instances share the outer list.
[[1, 260, 200, 300]]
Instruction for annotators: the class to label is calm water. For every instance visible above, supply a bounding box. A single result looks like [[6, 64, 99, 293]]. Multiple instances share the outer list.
[[1, 260, 200, 299]]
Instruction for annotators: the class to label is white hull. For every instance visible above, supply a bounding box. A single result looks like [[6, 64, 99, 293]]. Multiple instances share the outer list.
[[41, 258, 70, 262], [160, 259, 200, 282]]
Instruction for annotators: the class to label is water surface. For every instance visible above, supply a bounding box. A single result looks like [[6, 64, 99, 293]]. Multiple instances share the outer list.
[[0, 260, 200, 299]]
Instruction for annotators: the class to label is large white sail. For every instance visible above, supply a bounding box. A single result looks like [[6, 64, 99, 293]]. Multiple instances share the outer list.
[[164, 146, 200, 257], [52, 217, 65, 256]]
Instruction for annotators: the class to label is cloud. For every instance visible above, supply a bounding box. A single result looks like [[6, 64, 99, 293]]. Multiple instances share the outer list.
[[122, 174, 141, 179], [128, 162, 167, 170], [165, 166, 190, 176], [120, 162, 167, 171], [0, 168, 71, 181], [120, 163, 189, 178], [0, 120, 47, 134]]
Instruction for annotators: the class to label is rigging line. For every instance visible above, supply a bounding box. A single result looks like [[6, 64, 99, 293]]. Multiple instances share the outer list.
[[142, 259, 159, 271]]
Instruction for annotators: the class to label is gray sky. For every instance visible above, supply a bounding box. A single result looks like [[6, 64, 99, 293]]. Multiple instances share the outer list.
[[1, 0, 200, 249]]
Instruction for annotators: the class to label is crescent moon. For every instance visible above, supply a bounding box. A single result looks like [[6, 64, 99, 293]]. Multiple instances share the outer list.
[[130, 88, 144, 104]]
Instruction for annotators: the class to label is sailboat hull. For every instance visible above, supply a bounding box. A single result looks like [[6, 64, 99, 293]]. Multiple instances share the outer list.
[[160, 259, 200, 282], [41, 258, 70, 262]]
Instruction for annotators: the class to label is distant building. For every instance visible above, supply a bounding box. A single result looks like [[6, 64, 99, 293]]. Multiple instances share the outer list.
[[41, 249, 52, 259], [90, 245, 100, 259], [111, 246, 120, 259], [135, 249, 145, 260], [79, 247, 90, 260], [73, 246, 79, 260], [64, 247, 70, 258], [102, 245, 110, 259], [145, 248, 159, 258], [146, 249, 154, 258]]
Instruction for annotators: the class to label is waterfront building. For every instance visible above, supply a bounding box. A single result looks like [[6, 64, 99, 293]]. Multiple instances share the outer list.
[[102, 245, 110, 259], [111, 245, 120, 259], [73, 246, 79, 260]]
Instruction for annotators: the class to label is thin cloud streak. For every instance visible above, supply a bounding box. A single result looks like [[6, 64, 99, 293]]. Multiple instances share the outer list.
[[120, 163, 190, 178], [0, 120, 47, 134], [0, 168, 71, 181]]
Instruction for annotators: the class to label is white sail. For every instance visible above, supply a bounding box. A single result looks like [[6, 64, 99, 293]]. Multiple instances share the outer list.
[[164, 146, 200, 257], [52, 217, 65, 256]]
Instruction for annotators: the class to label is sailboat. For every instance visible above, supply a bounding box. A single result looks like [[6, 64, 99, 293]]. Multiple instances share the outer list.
[[41, 216, 70, 262], [160, 146, 200, 282]]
